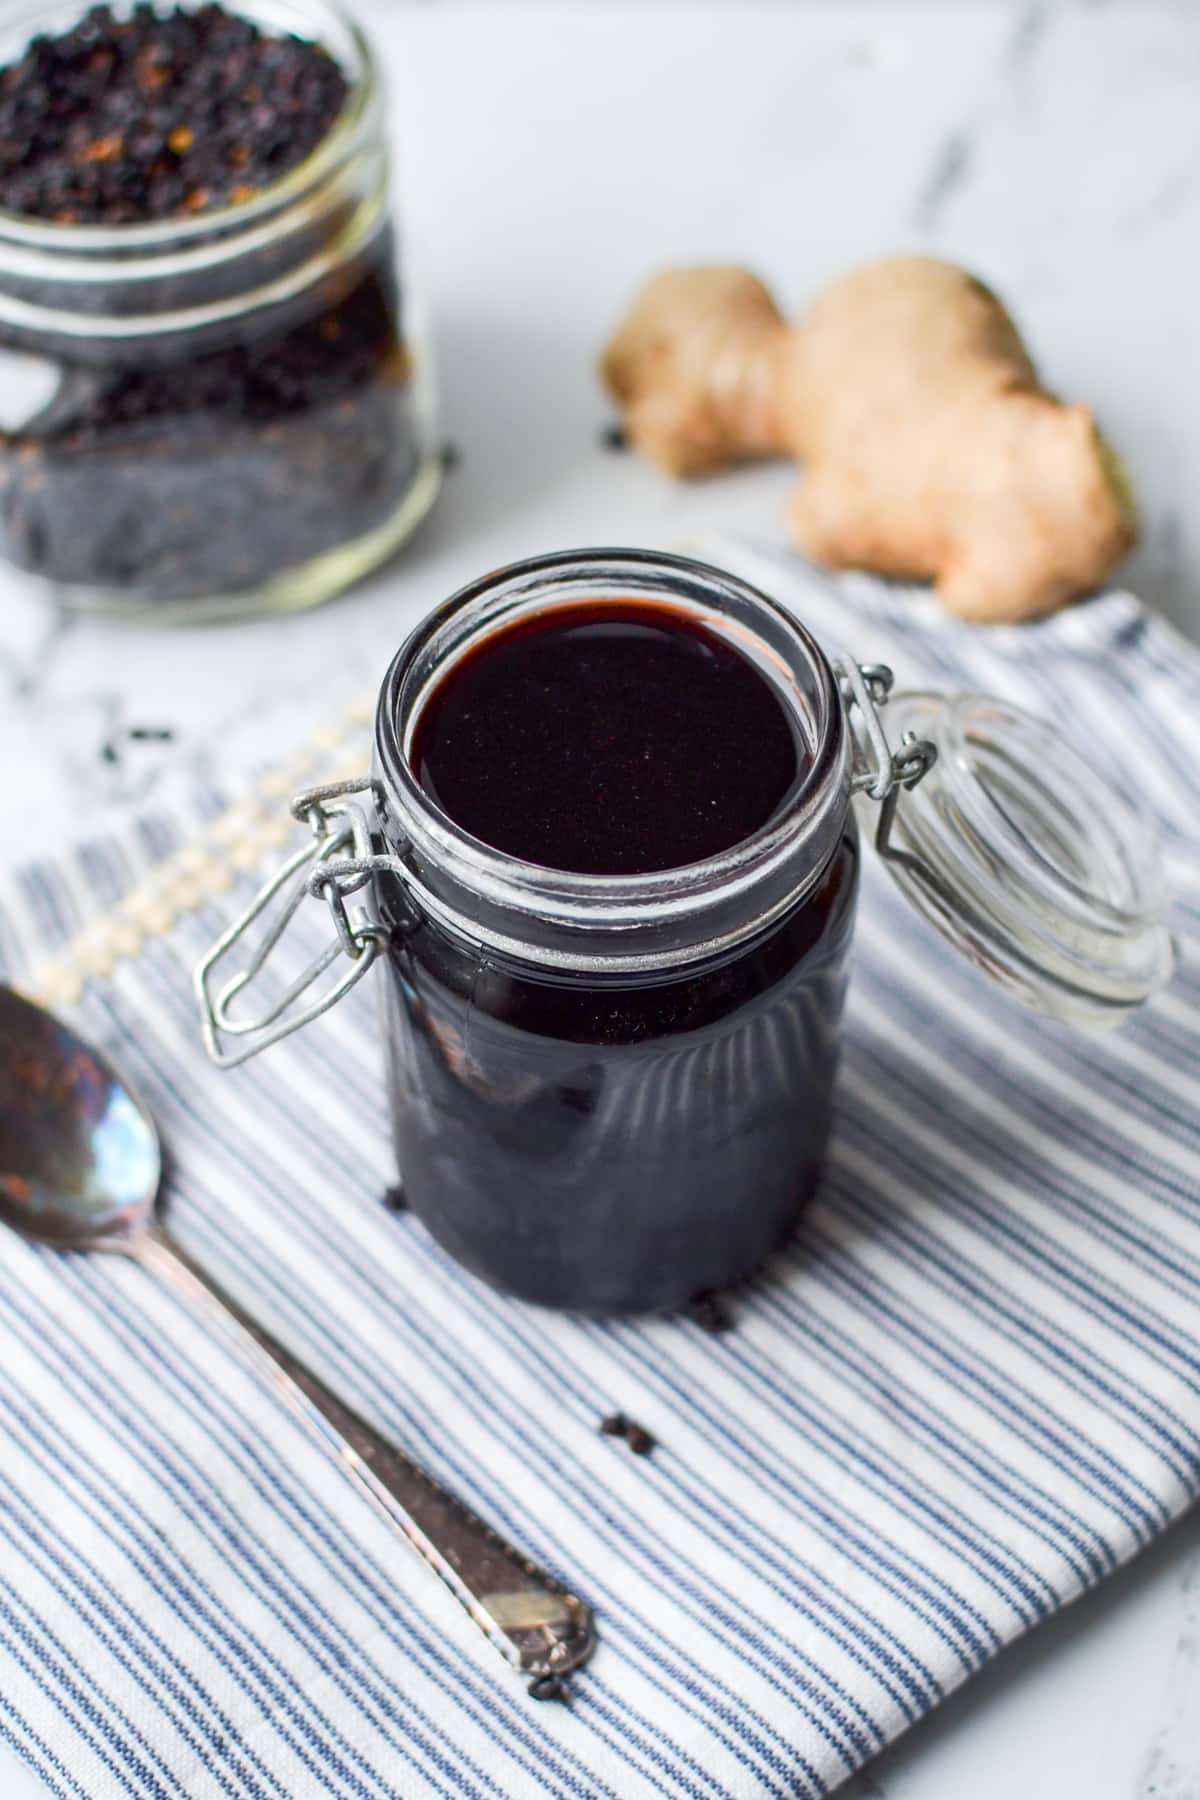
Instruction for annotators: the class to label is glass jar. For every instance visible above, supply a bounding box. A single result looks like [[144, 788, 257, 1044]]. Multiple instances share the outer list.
[[0, 0, 438, 620], [198, 550, 1175, 1313]]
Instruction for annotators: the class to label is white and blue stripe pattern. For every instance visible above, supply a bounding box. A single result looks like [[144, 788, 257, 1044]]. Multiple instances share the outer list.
[[1, 539, 1197, 1799]]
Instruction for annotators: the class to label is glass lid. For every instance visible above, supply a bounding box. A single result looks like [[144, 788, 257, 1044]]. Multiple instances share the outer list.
[[860, 686, 1175, 1028]]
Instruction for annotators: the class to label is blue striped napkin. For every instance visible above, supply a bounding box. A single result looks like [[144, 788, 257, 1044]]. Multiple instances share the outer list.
[[1, 540, 1198, 1800]]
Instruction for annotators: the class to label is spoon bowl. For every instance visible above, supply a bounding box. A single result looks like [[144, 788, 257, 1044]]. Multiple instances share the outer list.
[[0, 983, 158, 1250]]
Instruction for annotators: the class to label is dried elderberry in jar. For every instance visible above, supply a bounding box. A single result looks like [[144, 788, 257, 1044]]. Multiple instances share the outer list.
[[0, 0, 439, 619]]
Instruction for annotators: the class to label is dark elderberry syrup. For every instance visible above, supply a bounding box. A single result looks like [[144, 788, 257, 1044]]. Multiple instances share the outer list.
[[381, 593, 859, 1315], [410, 601, 804, 874]]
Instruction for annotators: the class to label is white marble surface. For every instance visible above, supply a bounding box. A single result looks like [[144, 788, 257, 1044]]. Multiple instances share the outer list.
[[3, 3, 1200, 1797]]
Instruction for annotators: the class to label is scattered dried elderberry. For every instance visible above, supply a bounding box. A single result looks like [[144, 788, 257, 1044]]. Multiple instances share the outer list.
[[383, 1183, 408, 1212], [0, 4, 349, 224], [686, 1289, 735, 1334], [599, 1412, 656, 1455], [526, 1673, 569, 1703], [600, 422, 628, 452]]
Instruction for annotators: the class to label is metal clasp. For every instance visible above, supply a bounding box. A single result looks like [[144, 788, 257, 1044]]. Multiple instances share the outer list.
[[835, 661, 937, 861], [195, 777, 404, 1069]]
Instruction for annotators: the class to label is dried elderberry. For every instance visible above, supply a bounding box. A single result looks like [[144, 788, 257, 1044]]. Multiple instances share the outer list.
[[0, 4, 349, 224]]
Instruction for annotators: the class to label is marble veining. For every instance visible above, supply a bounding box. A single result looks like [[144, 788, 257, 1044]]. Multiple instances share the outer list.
[[1136, 1540, 1200, 1800], [1005, 0, 1056, 70], [913, 128, 975, 230]]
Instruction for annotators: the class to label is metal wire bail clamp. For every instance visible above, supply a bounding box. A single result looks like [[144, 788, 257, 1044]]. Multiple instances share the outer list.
[[835, 659, 937, 863], [195, 776, 402, 1069]]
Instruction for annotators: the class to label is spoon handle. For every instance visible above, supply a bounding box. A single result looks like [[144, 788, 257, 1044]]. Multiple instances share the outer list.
[[136, 1224, 594, 1697]]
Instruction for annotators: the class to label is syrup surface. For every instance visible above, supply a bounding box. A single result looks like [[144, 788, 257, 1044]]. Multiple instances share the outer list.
[[410, 600, 803, 875]]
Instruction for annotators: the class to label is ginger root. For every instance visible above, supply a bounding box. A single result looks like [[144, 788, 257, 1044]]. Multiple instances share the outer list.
[[600, 266, 791, 475], [600, 255, 1136, 623]]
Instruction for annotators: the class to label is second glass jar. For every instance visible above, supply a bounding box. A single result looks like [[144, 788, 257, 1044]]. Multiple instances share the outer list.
[[0, 0, 439, 620]]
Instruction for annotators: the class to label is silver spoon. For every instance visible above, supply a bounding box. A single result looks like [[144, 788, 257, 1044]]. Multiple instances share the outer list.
[[0, 981, 593, 1699]]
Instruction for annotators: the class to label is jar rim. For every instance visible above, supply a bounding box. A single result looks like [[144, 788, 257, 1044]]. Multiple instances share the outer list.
[[372, 548, 852, 972], [0, 0, 376, 256]]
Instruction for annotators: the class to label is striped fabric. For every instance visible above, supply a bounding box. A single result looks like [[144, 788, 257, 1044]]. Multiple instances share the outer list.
[[1, 539, 1198, 1800]]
